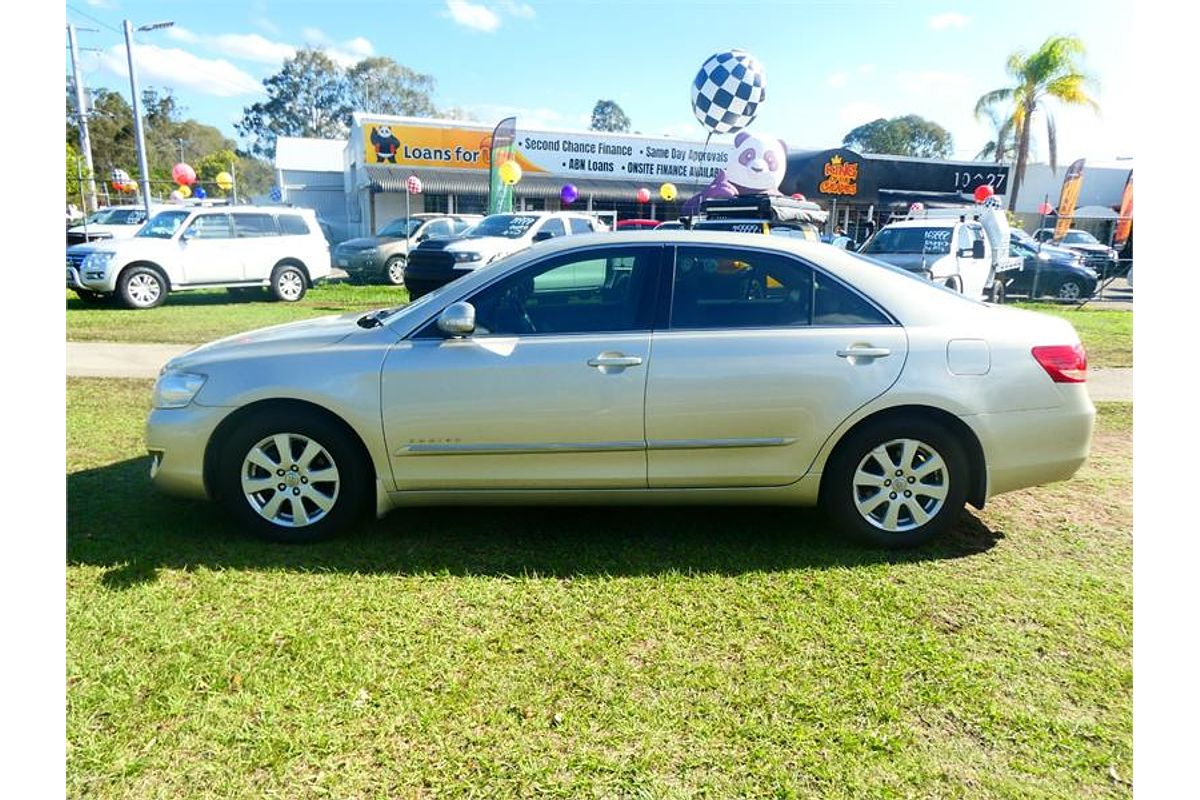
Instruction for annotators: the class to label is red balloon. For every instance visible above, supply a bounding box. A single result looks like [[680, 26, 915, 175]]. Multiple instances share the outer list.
[[636, 188, 651, 203], [1038, 202, 1054, 215], [791, 193, 806, 201], [973, 184, 995, 203]]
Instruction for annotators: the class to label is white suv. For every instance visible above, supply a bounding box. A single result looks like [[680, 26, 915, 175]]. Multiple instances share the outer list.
[[66, 206, 331, 309]]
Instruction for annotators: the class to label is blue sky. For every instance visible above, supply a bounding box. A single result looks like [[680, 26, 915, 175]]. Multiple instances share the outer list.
[[66, 0, 1133, 163]]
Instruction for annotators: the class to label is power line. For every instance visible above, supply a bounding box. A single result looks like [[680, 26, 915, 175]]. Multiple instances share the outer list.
[[66, 4, 122, 34]]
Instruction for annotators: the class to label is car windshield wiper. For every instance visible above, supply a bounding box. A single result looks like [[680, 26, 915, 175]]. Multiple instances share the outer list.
[[356, 308, 396, 328]]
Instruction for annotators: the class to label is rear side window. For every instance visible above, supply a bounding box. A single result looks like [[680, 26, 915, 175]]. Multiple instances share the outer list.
[[233, 213, 279, 238], [451, 219, 474, 234], [569, 218, 593, 234], [812, 271, 891, 326], [671, 246, 812, 330], [185, 214, 234, 240], [278, 214, 311, 235], [540, 218, 567, 238]]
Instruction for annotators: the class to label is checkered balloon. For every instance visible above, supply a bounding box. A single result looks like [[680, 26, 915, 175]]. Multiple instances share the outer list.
[[406, 175, 423, 195], [982, 195, 1003, 209], [691, 50, 767, 135], [909, 202, 925, 215]]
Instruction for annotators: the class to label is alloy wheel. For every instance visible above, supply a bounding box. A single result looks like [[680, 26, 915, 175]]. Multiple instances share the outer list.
[[277, 270, 304, 300], [240, 432, 340, 528], [851, 438, 949, 533], [128, 273, 162, 306]]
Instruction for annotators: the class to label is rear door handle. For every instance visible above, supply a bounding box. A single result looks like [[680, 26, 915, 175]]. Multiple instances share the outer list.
[[588, 354, 644, 368], [837, 346, 891, 360]]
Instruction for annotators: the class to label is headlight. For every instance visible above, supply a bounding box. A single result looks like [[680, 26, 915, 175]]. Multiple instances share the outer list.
[[152, 370, 207, 409], [82, 252, 114, 271], [452, 251, 483, 263]]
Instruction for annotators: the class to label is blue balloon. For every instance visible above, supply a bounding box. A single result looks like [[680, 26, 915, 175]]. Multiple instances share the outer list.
[[270, 185, 282, 202], [192, 186, 207, 199]]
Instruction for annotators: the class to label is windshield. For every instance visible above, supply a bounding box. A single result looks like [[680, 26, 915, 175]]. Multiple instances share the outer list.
[[466, 214, 540, 239], [378, 218, 423, 238], [82, 209, 119, 225], [1063, 231, 1101, 245], [136, 210, 190, 239], [847, 251, 982, 302], [861, 226, 952, 255], [1011, 229, 1038, 247]]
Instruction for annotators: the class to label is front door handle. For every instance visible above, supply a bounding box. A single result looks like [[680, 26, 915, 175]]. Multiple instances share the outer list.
[[837, 346, 891, 361], [587, 354, 644, 368]]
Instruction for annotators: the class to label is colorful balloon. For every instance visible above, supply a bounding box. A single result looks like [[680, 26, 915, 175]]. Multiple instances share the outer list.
[[560, 183, 579, 204], [1038, 201, 1054, 215], [215, 171, 234, 191], [498, 160, 522, 186], [406, 175, 423, 195], [791, 193, 806, 201], [172, 162, 196, 186], [909, 202, 925, 215], [691, 49, 767, 135], [659, 183, 678, 202], [636, 188, 651, 203], [169, 190, 184, 202], [176, 184, 191, 198], [192, 186, 207, 199], [973, 184, 995, 203]]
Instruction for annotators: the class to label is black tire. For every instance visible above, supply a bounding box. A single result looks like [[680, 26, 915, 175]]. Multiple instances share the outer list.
[[944, 276, 962, 293], [270, 263, 308, 302], [987, 278, 1005, 304], [383, 256, 406, 286], [72, 289, 108, 305], [215, 408, 370, 543], [117, 265, 167, 309], [822, 417, 970, 549], [1056, 280, 1084, 302]]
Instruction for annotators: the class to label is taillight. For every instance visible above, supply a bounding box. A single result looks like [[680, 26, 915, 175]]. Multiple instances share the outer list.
[[1032, 344, 1088, 383]]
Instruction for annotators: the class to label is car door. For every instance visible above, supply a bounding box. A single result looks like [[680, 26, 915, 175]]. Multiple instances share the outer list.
[[954, 223, 991, 300], [231, 212, 281, 280], [380, 245, 665, 490], [178, 213, 243, 283], [644, 245, 907, 488]]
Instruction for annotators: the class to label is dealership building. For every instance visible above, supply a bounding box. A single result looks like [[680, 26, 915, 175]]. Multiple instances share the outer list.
[[274, 114, 1129, 243]]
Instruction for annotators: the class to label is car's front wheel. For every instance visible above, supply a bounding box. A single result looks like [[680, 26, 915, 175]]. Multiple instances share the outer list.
[[216, 409, 369, 543], [117, 265, 167, 309], [1056, 279, 1084, 302], [383, 256, 406, 286], [822, 417, 969, 548], [270, 263, 307, 302]]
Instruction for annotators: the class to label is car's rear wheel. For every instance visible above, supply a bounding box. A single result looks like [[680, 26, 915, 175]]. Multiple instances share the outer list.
[[383, 256, 406, 286], [987, 278, 1006, 304], [823, 417, 969, 548], [270, 263, 307, 302], [117, 266, 167, 309], [216, 409, 369, 543], [1056, 279, 1084, 302]]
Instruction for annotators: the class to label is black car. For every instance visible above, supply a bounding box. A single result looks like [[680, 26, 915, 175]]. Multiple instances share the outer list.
[[1032, 227, 1124, 277], [1005, 233, 1098, 301]]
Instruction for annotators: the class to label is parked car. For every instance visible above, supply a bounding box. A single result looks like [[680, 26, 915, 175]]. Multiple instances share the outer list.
[[403, 211, 605, 299], [1032, 228, 1123, 276], [146, 230, 1094, 549], [655, 220, 686, 230], [689, 195, 825, 241], [859, 218, 995, 300], [66, 204, 168, 246], [66, 206, 331, 308], [616, 219, 662, 231], [1005, 233, 1098, 301], [333, 214, 481, 286]]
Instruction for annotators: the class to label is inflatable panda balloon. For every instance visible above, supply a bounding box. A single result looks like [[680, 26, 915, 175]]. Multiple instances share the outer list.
[[681, 131, 787, 214]]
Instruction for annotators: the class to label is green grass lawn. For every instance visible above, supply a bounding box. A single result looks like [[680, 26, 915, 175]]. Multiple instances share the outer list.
[[66, 283, 408, 345], [67, 286, 1134, 369], [1013, 303, 1133, 368], [67, 379, 1132, 798]]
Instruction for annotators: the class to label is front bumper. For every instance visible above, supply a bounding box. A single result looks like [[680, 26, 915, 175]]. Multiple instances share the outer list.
[[335, 250, 386, 280], [145, 403, 233, 501], [401, 263, 476, 296]]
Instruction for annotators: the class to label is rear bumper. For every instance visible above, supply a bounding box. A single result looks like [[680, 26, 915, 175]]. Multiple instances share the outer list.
[[970, 386, 1096, 499]]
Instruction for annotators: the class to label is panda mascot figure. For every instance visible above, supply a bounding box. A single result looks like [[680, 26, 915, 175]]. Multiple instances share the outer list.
[[370, 125, 401, 163], [681, 131, 787, 215]]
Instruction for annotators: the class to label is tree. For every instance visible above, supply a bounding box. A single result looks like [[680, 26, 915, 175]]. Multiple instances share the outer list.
[[589, 100, 631, 133], [842, 115, 954, 159], [346, 57, 437, 117], [974, 35, 1099, 209], [237, 48, 352, 159], [66, 141, 92, 204]]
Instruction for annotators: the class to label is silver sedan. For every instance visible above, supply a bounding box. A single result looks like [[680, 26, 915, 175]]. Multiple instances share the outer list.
[[146, 231, 1094, 548]]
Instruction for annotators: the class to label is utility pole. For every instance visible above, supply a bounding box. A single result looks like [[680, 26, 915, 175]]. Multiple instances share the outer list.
[[67, 24, 98, 212], [123, 19, 174, 217], [177, 138, 187, 163]]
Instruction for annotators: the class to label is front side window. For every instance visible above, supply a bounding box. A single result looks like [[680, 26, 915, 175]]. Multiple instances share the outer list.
[[379, 218, 422, 238], [233, 213, 279, 238], [420, 219, 454, 240], [539, 218, 567, 238], [137, 210, 189, 238], [278, 214, 311, 236], [186, 214, 234, 240], [464, 247, 659, 336], [451, 219, 475, 234], [671, 247, 812, 330], [569, 218, 594, 235]]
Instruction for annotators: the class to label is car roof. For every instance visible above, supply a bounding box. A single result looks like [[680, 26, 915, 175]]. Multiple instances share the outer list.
[[880, 219, 961, 229]]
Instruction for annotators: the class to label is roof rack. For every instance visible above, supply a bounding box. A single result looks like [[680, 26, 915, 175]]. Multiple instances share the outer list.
[[701, 193, 828, 225]]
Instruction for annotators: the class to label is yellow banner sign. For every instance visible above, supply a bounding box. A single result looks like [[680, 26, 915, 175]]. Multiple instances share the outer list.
[[364, 123, 550, 172], [1053, 159, 1086, 241]]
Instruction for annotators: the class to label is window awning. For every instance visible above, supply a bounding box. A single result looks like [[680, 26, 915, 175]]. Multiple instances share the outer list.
[[363, 166, 688, 202]]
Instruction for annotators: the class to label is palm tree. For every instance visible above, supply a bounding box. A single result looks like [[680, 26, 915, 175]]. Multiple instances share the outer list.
[[973, 107, 1016, 163], [974, 35, 1099, 210]]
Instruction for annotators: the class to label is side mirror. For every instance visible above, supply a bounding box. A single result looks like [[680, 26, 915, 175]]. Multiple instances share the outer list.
[[972, 240, 986, 259], [437, 302, 476, 337], [532, 230, 555, 242]]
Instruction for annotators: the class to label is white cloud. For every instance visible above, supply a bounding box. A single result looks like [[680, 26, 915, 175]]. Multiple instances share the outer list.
[[166, 27, 201, 45], [298, 28, 375, 67], [827, 72, 849, 89], [301, 27, 327, 43], [858, 64, 874, 75], [344, 37, 374, 57], [250, 1, 280, 35], [211, 33, 297, 64], [838, 101, 890, 128], [499, 0, 536, 18], [446, 1, 501, 33], [929, 12, 969, 30], [97, 44, 262, 98], [468, 103, 571, 130]]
